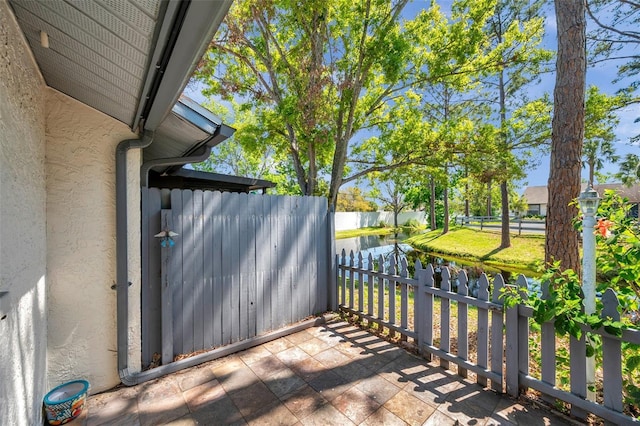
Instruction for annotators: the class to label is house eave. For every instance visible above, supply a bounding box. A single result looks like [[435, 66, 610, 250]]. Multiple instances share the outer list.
[[137, 0, 233, 133]]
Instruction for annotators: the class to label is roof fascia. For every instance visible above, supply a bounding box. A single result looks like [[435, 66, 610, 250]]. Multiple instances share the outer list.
[[140, 0, 232, 132]]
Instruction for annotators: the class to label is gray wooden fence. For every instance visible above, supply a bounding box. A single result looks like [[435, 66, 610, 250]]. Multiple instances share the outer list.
[[142, 188, 330, 366], [337, 250, 640, 424]]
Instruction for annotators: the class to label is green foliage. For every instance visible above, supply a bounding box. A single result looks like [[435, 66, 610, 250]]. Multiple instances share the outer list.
[[594, 190, 640, 318], [617, 154, 640, 186], [501, 190, 640, 411], [336, 187, 377, 212], [510, 192, 528, 217], [402, 218, 421, 229], [583, 85, 622, 186]]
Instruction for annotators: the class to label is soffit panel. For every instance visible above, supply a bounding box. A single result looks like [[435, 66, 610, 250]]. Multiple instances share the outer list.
[[44, 73, 136, 125], [8, 0, 162, 127], [145, 112, 211, 162], [17, 16, 143, 87]]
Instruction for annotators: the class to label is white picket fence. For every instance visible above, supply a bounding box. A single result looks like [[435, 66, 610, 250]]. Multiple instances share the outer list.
[[336, 250, 640, 424]]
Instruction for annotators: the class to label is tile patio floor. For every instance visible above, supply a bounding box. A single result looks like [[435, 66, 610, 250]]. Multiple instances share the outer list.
[[74, 318, 578, 425]]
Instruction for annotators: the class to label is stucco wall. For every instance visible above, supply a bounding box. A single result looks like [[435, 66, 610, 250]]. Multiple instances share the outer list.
[[45, 88, 142, 393], [0, 1, 47, 424]]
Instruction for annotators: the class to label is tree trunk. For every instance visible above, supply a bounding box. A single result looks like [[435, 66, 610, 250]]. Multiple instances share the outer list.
[[546, 0, 586, 272], [500, 180, 511, 248], [443, 183, 449, 234], [464, 165, 470, 217], [498, 65, 511, 249], [486, 179, 492, 217], [430, 176, 437, 230]]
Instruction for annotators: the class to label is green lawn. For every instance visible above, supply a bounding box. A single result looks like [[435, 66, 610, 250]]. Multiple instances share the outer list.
[[406, 226, 544, 272]]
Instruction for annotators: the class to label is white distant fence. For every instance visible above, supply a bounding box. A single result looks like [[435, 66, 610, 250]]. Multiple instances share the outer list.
[[334, 211, 426, 231]]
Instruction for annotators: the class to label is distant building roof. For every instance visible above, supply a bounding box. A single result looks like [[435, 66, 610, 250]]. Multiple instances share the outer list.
[[523, 183, 640, 205], [523, 186, 548, 204]]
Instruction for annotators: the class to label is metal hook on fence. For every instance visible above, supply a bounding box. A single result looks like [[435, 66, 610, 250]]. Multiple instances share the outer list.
[[154, 230, 179, 248]]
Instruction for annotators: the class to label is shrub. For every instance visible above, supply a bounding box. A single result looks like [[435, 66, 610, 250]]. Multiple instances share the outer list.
[[403, 218, 421, 228]]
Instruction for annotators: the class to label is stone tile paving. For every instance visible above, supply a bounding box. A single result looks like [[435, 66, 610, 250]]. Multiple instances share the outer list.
[[69, 319, 579, 426]]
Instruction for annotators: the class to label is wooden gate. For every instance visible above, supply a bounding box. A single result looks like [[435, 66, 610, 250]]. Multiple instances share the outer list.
[[141, 188, 330, 366]]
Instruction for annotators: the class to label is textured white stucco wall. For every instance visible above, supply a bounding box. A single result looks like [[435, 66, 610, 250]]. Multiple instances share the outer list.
[[46, 88, 142, 394], [0, 1, 47, 424]]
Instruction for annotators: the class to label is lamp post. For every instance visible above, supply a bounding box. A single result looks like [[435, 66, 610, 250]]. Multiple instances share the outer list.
[[577, 184, 600, 401]]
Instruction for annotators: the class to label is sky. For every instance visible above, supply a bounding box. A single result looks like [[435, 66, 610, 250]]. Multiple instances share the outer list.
[[186, 0, 639, 193]]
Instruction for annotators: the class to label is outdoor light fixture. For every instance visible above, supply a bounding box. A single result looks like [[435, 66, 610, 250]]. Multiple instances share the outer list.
[[578, 184, 600, 402], [578, 185, 600, 216]]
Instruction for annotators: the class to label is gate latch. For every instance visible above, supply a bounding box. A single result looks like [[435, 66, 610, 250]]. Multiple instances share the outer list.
[[154, 229, 179, 248]]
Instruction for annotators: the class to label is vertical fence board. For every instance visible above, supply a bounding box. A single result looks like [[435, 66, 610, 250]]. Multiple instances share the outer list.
[[367, 253, 374, 318], [301, 198, 312, 319], [400, 258, 408, 341], [505, 296, 519, 396], [181, 190, 195, 354], [457, 270, 469, 379], [142, 188, 162, 365], [424, 264, 434, 361], [202, 191, 214, 350], [269, 195, 280, 332], [388, 257, 397, 338], [171, 189, 184, 354], [289, 198, 299, 323], [358, 252, 364, 314], [349, 251, 355, 310], [211, 191, 223, 348], [160, 210, 173, 365], [570, 333, 588, 419], [220, 193, 233, 345], [517, 277, 529, 392], [414, 260, 424, 352], [440, 268, 451, 369], [414, 260, 423, 350], [192, 190, 204, 352], [340, 250, 346, 307], [238, 193, 250, 341], [377, 255, 385, 322], [540, 280, 556, 405], [246, 194, 258, 338], [477, 273, 489, 387], [490, 274, 504, 392], [318, 197, 330, 312], [601, 289, 623, 413], [255, 196, 268, 335], [275, 196, 287, 329]]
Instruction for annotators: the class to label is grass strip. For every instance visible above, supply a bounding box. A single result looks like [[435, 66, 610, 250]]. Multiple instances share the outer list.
[[406, 226, 544, 272]]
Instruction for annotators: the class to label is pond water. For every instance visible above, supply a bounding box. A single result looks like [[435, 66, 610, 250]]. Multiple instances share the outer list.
[[335, 231, 539, 297], [335, 232, 411, 255]]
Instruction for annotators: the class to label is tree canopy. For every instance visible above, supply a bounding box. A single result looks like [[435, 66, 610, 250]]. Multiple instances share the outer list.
[[196, 0, 501, 207]]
